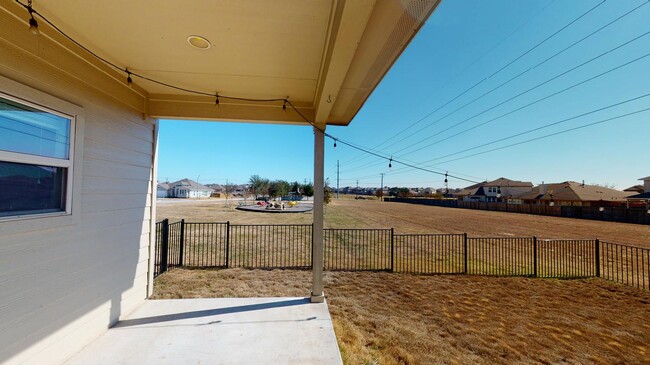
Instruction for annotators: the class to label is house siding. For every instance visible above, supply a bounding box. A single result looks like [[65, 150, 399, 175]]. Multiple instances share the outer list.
[[0, 4, 155, 365]]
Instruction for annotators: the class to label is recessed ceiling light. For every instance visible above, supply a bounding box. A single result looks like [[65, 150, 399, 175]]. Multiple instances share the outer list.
[[187, 35, 211, 50]]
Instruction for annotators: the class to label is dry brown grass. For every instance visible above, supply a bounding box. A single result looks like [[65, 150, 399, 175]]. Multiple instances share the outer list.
[[154, 198, 650, 364], [153, 268, 650, 365], [156, 196, 650, 247]]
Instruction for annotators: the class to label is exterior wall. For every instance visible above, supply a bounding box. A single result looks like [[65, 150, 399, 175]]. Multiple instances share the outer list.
[[0, 4, 155, 365], [156, 187, 169, 198], [170, 188, 211, 198]]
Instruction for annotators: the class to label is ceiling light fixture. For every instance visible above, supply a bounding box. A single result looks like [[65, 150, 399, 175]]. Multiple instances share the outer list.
[[187, 35, 211, 50]]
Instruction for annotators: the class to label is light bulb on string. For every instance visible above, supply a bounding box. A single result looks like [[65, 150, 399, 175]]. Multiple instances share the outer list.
[[215, 93, 220, 107], [126, 69, 133, 88], [27, 0, 39, 35], [388, 157, 392, 170], [282, 99, 287, 111], [333, 139, 337, 149]]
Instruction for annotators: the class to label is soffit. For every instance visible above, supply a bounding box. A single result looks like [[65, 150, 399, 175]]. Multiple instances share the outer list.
[[23, 0, 440, 126]]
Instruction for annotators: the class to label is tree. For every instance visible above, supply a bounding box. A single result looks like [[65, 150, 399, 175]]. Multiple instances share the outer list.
[[268, 180, 290, 199], [324, 186, 333, 205], [301, 182, 314, 197], [223, 182, 236, 208], [290, 181, 301, 195], [375, 188, 383, 199], [248, 175, 270, 198]]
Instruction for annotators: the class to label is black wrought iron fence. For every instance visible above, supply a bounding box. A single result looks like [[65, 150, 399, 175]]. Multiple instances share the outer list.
[[466, 237, 535, 276], [229, 224, 312, 268], [183, 222, 229, 267], [394, 234, 464, 274], [324, 228, 392, 271], [601, 241, 649, 289], [153, 220, 650, 290]]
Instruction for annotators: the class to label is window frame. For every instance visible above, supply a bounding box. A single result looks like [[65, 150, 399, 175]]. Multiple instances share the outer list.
[[0, 75, 84, 227]]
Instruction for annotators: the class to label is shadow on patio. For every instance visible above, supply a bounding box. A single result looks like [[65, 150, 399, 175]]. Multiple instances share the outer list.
[[65, 297, 342, 365]]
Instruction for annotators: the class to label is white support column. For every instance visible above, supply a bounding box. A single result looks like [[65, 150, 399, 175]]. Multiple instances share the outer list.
[[311, 127, 325, 303]]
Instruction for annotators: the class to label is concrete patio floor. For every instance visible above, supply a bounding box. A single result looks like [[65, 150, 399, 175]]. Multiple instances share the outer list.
[[64, 297, 342, 365]]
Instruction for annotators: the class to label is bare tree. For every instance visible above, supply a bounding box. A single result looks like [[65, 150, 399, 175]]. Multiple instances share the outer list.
[[224, 182, 236, 208]]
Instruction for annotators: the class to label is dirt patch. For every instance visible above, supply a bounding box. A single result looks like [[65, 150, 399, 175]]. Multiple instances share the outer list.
[[153, 268, 650, 365]]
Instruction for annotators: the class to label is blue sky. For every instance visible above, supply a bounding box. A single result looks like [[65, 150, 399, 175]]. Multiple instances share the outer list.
[[158, 0, 650, 190]]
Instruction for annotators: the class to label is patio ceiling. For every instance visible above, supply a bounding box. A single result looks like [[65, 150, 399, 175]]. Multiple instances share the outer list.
[[29, 0, 441, 127]]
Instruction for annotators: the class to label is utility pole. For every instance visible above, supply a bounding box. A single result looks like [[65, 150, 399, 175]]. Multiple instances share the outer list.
[[380, 173, 385, 202], [336, 160, 340, 199], [356, 180, 359, 198]]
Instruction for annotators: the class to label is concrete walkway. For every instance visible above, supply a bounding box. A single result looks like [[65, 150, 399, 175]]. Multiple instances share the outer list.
[[64, 297, 342, 365]]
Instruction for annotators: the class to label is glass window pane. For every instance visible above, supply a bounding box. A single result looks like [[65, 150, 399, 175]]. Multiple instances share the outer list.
[[0, 96, 70, 159], [0, 161, 66, 216]]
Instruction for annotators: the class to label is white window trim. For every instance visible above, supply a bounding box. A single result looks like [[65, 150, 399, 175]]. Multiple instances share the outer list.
[[0, 75, 84, 231]]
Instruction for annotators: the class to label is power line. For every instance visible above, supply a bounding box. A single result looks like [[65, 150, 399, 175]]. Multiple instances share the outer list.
[[423, 92, 650, 163], [337, 0, 557, 166], [340, 4, 649, 174], [398, 49, 650, 159], [389, 28, 650, 157], [362, 0, 607, 154], [360, 93, 650, 179], [432, 107, 650, 165], [318, 42, 649, 182]]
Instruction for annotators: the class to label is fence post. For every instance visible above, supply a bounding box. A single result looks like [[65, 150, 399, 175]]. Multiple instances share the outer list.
[[390, 228, 394, 272], [178, 219, 185, 267], [533, 236, 537, 277], [463, 233, 468, 274], [595, 238, 600, 277], [161, 218, 169, 274], [225, 221, 230, 268]]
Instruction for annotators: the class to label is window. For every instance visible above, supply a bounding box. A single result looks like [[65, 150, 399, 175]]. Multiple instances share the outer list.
[[0, 93, 75, 218]]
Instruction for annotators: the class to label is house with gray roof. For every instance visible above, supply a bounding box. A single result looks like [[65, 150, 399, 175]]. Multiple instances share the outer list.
[[454, 177, 533, 202], [156, 182, 171, 198], [168, 179, 213, 198]]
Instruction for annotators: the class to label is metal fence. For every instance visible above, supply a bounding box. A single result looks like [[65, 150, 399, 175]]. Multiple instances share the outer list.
[[153, 219, 650, 290], [324, 228, 392, 271], [230, 224, 312, 268]]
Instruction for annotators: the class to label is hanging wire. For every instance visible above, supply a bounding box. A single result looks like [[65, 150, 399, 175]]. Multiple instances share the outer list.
[[14, 0, 484, 185]]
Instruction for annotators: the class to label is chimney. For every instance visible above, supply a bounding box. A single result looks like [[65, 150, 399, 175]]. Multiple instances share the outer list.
[[539, 182, 547, 196], [642, 177, 650, 193]]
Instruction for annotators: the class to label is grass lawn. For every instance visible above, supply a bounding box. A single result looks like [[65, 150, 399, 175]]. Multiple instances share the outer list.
[[154, 197, 650, 364], [157, 196, 650, 247], [154, 268, 650, 365]]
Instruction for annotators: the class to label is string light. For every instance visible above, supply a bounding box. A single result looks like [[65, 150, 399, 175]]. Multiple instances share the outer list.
[[14, 0, 484, 186], [388, 157, 392, 170], [333, 139, 337, 149], [215, 93, 220, 107], [27, 0, 38, 35], [126, 69, 133, 87]]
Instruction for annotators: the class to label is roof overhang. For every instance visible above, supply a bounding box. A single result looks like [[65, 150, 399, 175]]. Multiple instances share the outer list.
[[9, 0, 440, 128]]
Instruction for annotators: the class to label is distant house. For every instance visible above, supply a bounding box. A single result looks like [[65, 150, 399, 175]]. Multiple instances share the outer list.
[[513, 181, 633, 207], [454, 177, 533, 202], [623, 185, 644, 194], [626, 176, 650, 207], [168, 179, 213, 198], [206, 183, 224, 197], [157, 182, 171, 198]]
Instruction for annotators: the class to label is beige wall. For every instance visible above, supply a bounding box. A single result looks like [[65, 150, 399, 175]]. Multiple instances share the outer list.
[[0, 4, 155, 364]]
